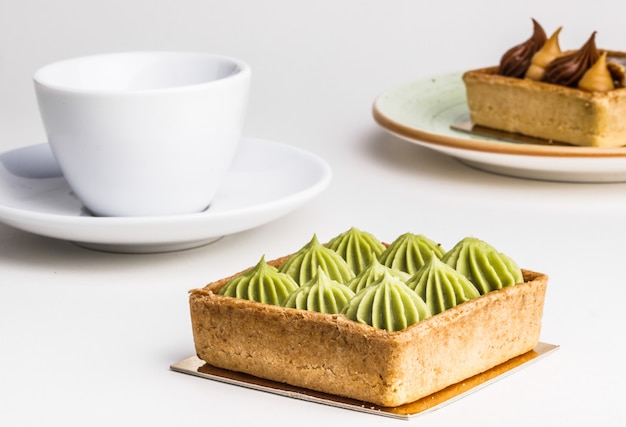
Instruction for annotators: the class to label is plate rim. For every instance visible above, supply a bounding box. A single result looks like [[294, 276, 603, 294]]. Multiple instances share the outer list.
[[372, 72, 626, 159]]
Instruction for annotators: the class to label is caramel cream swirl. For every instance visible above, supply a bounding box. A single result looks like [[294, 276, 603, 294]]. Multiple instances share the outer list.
[[498, 18, 547, 78], [578, 51, 614, 92], [525, 27, 563, 81], [544, 32, 600, 87]]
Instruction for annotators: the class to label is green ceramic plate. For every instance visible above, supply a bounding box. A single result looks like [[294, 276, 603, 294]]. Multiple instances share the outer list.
[[373, 73, 626, 182]]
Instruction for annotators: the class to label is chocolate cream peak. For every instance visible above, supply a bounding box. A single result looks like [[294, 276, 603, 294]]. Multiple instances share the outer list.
[[498, 18, 547, 78], [543, 31, 600, 87]]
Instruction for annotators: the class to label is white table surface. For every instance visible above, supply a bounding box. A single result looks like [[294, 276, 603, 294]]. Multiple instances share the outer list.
[[1, 1, 625, 425]]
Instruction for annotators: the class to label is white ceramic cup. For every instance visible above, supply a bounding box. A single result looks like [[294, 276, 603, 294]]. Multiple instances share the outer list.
[[33, 51, 250, 217]]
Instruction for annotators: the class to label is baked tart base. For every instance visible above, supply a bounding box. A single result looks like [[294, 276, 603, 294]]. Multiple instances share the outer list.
[[463, 64, 626, 148], [171, 342, 557, 419], [186, 255, 549, 408]]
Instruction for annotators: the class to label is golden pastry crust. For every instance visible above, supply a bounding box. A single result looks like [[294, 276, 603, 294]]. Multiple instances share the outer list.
[[189, 254, 548, 407], [463, 53, 626, 147]]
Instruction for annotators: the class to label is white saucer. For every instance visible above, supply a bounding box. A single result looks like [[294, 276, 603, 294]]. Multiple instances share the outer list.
[[0, 137, 332, 253], [373, 72, 626, 183]]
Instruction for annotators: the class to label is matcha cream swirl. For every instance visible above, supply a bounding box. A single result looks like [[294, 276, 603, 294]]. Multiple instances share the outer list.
[[347, 257, 410, 294], [278, 234, 356, 285], [325, 227, 386, 274], [405, 256, 480, 315], [283, 266, 355, 314], [441, 237, 523, 294], [379, 232, 445, 275], [219, 256, 299, 305], [342, 271, 431, 332]]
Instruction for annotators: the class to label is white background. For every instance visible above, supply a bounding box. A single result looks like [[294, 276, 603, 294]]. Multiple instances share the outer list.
[[1, 1, 625, 425]]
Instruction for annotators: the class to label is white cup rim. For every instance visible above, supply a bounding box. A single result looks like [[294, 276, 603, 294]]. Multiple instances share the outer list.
[[33, 51, 250, 95]]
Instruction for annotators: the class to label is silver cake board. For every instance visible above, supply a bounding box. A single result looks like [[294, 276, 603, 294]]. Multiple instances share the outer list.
[[170, 342, 559, 420]]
